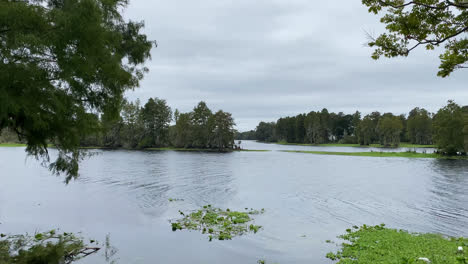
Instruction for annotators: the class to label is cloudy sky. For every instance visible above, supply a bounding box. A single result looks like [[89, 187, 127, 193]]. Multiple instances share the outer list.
[[123, 0, 468, 131]]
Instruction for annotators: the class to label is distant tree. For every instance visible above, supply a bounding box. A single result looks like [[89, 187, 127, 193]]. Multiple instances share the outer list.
[[377, 114, 403, 147], [407, 107, 432, 145], [173, 112, 193, 148], [255, 122, 276, 142], [351, 111, 362, 136], [463, 106, 468, 153], [192, 102, 213, 148], [210, 110, 235, 151], [295, 114, 306, 143], [362, 0, 468, 77], [235, 130, 256, 140], [141, 98, 172, 147], [120, 99, 144, 148], [0, 0, 154, 181], [305, 111, 325, 144], [357, 115, 374, 145], [433, 100, 465, 155]]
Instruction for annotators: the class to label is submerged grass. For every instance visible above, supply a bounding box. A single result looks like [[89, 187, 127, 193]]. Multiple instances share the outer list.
[[327, 224, 468, 264], [171, 205, 264, 241], [0, 143, 27, 147], [276, 141, 435, 148], [281, 150, 468, 159]]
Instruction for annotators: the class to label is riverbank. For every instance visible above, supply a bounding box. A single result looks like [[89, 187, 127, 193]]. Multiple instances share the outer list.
[[275, 141, 436, 148], [0, 144, 269, 152], [282, 150, 468, 159]]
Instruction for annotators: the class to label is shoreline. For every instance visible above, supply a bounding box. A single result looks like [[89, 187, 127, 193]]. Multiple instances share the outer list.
[[0, 143, 269, 152], [281, 150, 468, 159], [273, 141, 436, 148]]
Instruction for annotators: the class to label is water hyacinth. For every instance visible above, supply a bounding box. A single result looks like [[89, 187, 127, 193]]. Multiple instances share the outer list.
[[170, 205, 264, 241]]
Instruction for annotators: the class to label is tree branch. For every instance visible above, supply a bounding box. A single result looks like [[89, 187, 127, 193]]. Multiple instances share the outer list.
[[377, 0, 468, 10]]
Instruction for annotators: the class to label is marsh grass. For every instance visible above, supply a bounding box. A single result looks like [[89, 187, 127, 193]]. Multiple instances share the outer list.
[[327, 224, 468, 264], [171, 205, 264, 241], [276, 141, 436, 148], [281, 150, 468, 159]]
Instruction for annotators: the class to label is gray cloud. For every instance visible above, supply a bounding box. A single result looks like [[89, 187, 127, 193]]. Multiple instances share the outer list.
[[123, 0, 468, 131]]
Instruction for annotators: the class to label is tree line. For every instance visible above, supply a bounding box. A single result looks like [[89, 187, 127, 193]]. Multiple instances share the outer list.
[[82, 99, 236, 151], [1, 99, 236, 151], [237, 101, 468, 155]]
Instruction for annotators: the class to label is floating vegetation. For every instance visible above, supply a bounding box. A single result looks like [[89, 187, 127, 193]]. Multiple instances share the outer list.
[[327, 224, 468, 263], [168, 198, 184, 202], [170, 205, 264, 241], [0, 230, 101, 263]]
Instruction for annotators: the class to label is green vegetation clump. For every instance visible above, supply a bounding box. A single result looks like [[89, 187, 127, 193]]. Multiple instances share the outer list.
[[327, 224, 467, 264], [281, 150, 468, 159], [0, 143, 27, 147], [0, 230, 100, 263], [168, 198, 184, 202], [170, 205, 264, 241]]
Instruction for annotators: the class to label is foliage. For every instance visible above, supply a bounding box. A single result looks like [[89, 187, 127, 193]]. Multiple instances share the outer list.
[[0, 0, 154, 181], [140, 98, 172, 148], [362, 0, 468, 77], [407, 108, 433, 145], [433, 100, 465, 155], [327, 224, 468, 263], [210, 110, 236, 151], [79, 100, 236, 152], [170, 205, 264, 241], [235, 130, 256, 140], [377, 114, 403, 147], [255, 122, 276, 142], [245, 101, 467, 154], [0, 230, 100, 264]]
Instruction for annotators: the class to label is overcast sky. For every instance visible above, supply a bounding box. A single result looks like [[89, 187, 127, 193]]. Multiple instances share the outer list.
[[123, 0, 468, 131]]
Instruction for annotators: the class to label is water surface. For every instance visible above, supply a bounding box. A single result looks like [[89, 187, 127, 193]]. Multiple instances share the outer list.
[[0, 143, 467, 263]]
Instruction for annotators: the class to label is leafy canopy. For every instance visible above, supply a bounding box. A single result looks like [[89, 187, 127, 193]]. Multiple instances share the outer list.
[[362, 0, 468, 77], [0, 0, 155, 182]]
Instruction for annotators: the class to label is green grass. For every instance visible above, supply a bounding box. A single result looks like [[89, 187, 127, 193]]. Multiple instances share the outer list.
[[0, 143, 27, 147], [327, 224, 467, 264], [281, 150, 467, 159], [275, 141, 436, 148]]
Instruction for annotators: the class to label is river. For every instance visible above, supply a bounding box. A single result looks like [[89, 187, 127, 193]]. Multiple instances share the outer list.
[[0, 141, 467, 263]]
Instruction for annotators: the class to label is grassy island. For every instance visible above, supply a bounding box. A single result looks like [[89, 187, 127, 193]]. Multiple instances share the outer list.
[[276, 141, 436, 148], [282, 150, 468, 159]]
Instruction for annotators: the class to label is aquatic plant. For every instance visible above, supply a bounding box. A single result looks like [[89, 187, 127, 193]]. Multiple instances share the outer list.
[[0, 230, 100, 263], [168, 198, 184, 202], [327, 224, 468, 263], [170, 205, 264, 241]]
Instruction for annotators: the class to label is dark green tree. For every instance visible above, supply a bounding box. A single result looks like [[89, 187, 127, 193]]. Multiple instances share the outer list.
[[377, 114, 403, 147], [407, 107, 433, 145], [141, 98, 172, 147], [0, 0, 154, 181], [210, 110, 235, 151], [362, 0, 468, 77], [255, 122, 276, 142], [120, 99, 144, 148], [357, 115, 374, 145], [433, 100, 465, 155], [172, 112, 193, 148], [192, 102, 213, 148]]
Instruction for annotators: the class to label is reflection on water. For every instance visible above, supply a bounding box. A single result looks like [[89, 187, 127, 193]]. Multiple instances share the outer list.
[[0, 143, 468, 264]]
